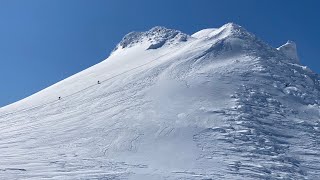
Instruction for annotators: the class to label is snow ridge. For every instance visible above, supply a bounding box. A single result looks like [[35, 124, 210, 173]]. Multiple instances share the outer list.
[[113, 26, 189, 52]]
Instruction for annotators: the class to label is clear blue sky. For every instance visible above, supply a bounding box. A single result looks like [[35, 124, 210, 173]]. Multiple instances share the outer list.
[[0, 0, 319, 107]]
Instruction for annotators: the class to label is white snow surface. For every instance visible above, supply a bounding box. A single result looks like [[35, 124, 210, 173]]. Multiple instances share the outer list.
[[0, 23, 320, 180]]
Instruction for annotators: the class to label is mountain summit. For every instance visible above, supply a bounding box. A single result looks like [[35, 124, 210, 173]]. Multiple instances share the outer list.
[[113, 26, 189, 52], [0, 23, 319, 179]]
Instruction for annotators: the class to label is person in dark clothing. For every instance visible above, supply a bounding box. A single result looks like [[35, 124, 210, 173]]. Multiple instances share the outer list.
[[98, 81, 100, 84], [58, 97, 61, 100]]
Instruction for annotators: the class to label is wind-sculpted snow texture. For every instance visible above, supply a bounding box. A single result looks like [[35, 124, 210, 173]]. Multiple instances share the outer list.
[[0, 23, 319, 179]]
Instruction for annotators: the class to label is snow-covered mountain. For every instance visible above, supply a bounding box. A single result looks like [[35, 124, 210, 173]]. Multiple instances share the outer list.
[[0, 23, 319, 180]]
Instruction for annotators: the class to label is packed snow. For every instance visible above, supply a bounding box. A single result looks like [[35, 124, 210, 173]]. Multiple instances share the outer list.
[[0, 23, 319, 179]]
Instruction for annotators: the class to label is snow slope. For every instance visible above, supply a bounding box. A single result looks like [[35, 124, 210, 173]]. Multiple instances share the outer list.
[[0, 23, 319, 179]]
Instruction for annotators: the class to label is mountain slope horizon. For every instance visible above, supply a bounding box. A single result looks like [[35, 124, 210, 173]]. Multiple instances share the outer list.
[[0, 23, 319, 179]]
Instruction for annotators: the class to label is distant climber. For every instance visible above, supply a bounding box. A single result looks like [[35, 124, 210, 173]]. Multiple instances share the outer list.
[[58, 97, 61, 100], [98, 81, 100, 84]]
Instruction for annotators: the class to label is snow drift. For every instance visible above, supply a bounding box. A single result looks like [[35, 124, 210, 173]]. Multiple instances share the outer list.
[[0, 23, 319, 179]]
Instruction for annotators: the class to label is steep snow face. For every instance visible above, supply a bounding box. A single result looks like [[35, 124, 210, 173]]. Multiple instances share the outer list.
[[277, 40, 300, 63], [191, 28, 217, 38], [0, 23, 320, 180]]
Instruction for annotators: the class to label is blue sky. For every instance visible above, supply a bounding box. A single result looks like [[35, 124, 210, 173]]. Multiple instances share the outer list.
[[0, 0, 319, 107]]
